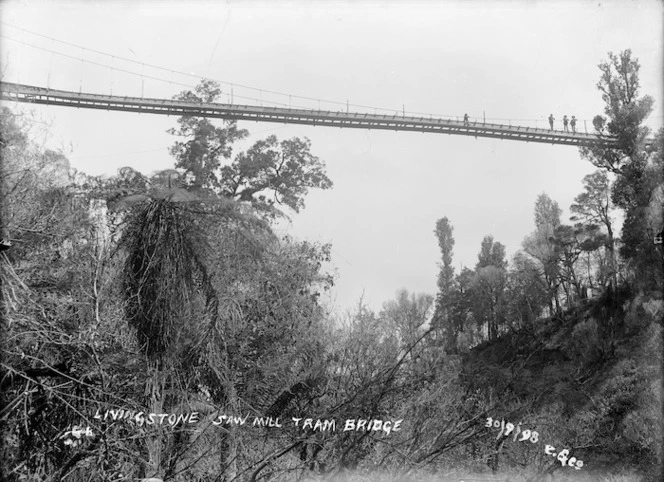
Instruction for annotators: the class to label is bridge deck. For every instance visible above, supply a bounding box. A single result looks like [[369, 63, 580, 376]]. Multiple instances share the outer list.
[[1, 82, 618, 148]]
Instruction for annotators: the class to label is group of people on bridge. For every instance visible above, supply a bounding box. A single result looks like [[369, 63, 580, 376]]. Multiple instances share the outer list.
[[548, 114, 577, 133], [461, 112, 578, 133]]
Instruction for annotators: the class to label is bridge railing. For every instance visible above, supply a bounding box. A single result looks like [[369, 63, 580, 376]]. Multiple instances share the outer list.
[[1, 81, 622, 148]]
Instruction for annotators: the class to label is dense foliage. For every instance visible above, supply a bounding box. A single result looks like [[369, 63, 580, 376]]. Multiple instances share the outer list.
[[1, 51, 662, 481]]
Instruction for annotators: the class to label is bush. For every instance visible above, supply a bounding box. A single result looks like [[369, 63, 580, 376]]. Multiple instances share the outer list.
[[570, 318, 602, 363]]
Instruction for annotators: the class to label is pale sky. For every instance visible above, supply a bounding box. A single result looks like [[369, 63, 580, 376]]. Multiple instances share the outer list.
[[1, 0, 662, 314]]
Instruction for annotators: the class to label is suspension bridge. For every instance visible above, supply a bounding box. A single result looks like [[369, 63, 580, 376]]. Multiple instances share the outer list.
[[0, 81, 620, 149]]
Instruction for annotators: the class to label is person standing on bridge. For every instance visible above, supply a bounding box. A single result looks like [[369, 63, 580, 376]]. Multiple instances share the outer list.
[[570, 115, 577, 133], [563, 115, 569, 132], [548, 114, 555, 130], [463, 113, 469, 126]]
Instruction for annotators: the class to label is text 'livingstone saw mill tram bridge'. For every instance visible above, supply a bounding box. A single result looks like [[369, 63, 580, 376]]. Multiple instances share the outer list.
[[0, 81, 628, 149]]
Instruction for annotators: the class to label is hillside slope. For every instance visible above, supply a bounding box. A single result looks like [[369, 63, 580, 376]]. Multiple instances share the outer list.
[[461, 287, 663, 480]]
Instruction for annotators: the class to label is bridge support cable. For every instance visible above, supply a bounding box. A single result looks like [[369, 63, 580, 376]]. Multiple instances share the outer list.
[[0, 82, 620, 148]]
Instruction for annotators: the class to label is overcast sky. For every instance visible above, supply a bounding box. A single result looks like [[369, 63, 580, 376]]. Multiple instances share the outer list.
[[1, 0, 662, 314]]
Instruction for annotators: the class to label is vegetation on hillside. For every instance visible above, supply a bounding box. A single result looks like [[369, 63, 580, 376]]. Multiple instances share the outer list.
[[1, 50, 662, 481]]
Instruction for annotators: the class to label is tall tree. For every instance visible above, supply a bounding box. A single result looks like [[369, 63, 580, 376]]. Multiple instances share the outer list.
[[534, 192, 562, 229], [118, 176, 222, 477], [218, 134, 333, 213], [434, 217, 455, 296], [595, 50, 654, 160], [113, 168, 335, 479], [570, 170, 616, 285], [523, 193, 562, 314], [450, 267, 475, 351], [469, 266, 506, 341], [168, 80, 248, 190], [570, 171, 614, 245], [169, 80, 332, 216], [505, 251, 548, 329], [470, 236, 507, 340], [580, 50, 661, 289], [432, 217, 456, 350], [551, 224, 588, 304]]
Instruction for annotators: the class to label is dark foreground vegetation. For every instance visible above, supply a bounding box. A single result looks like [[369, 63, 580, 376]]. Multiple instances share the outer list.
[[1, 50, 662, 481]]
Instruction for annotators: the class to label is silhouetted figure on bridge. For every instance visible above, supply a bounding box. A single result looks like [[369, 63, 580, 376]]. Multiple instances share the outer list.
[[563, 115, 569, 132], [548, 114, 555, 130], [570, 115, 577, 133], [463, 113, 469, 126]]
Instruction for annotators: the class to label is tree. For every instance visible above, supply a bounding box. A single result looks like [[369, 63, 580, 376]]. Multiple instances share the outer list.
[[581, 50, 654, 173], [523, 193, 562, 315], [168, 80, 248, 190], [450, 267, 475, 350], [571, 171, 613, 234], [117, 173, 223, 477], [105, 163, 337, 479], [469, 236, 508, 340], [218, 134, 333, 213], [432, 217, 456, 350], [534, 192, 562, 229], [579, 51, 661, 290], [570, 170, 616, 287], [476, 235, 507, 270], [434, 217, 455, 296], [551, 224, 592, 304], [505, 251, 548, 330], [469, 267, 507, 341], [615, 127, 664, 289], [110, 159, 340, 479], [169, 80, 332, 215], [102, 74, 336, 476], [596, 50, 654, 159]]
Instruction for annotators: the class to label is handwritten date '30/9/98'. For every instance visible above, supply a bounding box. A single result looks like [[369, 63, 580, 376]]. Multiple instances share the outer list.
[[485, 418, 584, 470]]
